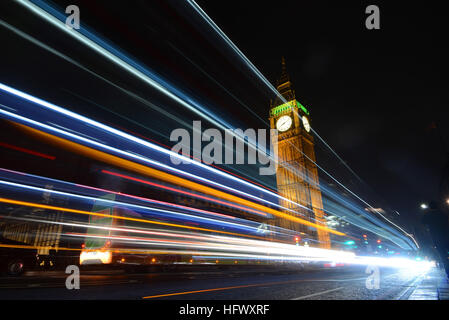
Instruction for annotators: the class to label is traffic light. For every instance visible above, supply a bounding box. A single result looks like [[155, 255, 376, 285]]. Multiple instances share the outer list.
[[295, 236, 301, 245], [377, 239, 381, 244]]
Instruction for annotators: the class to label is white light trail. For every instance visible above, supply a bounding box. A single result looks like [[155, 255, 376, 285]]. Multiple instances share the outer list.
[[0, 84, 317, 219], [186, 0, 418, 249], [12, 1, 417, 249]]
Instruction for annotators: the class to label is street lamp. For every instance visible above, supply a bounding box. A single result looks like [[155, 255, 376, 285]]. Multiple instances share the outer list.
[[420, 203, 428, 209]]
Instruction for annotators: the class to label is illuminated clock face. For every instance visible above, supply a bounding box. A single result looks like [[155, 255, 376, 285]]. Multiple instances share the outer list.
[[302, 116, 311, 132], [276, 115, 292, 132]]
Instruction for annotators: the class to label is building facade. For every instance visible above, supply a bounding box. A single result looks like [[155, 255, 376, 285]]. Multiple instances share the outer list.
[[269, 58, 331, 249]]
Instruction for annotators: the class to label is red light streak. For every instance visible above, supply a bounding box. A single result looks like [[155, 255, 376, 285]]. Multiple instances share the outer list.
[[111, 124, 277, 194], [0, 141, 55, 160], [101, 169, 268, 217], [75, 181, 236, 220]]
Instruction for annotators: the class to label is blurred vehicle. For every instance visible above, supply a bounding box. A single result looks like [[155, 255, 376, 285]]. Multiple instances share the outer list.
[[0, 120, 90, 273], [79, 194, 189, 271], [0, 238, 37, 276]]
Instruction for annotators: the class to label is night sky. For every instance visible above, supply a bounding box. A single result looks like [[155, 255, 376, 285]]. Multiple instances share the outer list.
[[197, 0, 449, 230], [1, 1, 448, 242]]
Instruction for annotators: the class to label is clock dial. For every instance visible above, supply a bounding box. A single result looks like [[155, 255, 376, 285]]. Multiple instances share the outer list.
[[276, 115, 292, 132], [302, 116, 311, 132]]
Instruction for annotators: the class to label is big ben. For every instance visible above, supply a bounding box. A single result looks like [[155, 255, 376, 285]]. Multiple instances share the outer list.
[[269, 58, 331, 249]]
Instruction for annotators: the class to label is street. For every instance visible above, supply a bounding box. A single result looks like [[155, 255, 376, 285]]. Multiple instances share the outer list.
[[0, 266, 439, 300]]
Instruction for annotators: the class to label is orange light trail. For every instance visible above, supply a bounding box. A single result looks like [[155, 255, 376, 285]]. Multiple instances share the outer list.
[[113, 123, 277, 194], [142, 278, 313, 299], [15, 123, 345, 237], [101, 169, 268, 217], [74, 179, 237, 220], [0, 243, 207, 256], [0, 197, 266, 240], [0, 243, 79, 251]]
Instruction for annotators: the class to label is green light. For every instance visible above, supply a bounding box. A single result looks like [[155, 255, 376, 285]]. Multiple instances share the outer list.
[[270, 99, 310, 116], [296, 101, 310, 115], [270, 101, 294, 116], [344, 240, 355, 245]]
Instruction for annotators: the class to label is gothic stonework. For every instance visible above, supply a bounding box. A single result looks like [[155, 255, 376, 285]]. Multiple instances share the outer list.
[[269, 58, 331, 249]]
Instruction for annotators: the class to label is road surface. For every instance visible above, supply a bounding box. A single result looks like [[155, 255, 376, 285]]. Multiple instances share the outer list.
[[0, 265, 432, 300]]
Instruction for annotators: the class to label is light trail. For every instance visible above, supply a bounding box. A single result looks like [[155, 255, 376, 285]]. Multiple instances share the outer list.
[[13, 1, 321, 213], [9, 1, 385, 246], [0, 61, 408, 248], [17, 0, 262, 154], [0, 15, 279, 197], [0, 114, 386, 244], [0, 141, 55, 160], [0, 17, 198, 145], [185, 0, 364, 185], [0, 36, 271, 192], [142, 283, 273, 299], [0, 178, 266, 235], [0, 82, 313, 216], [0, 214, 290, 247], [0, 197, 269, 240], [0, 243, 80, 251], [0, 216, 369, 268], [15, 1, 414, 249], [100, 169, 268, 218], [0, 167, 300, 239], [2, 117, 343, 236], [142, 255, 433, 299], [4, 3, 415, 248], [0, 99, 356, 242], [185, 0, 418, 249], [0, 208, 355, 263], [0, 214, 430, 275], [185, 0, 284, 103]]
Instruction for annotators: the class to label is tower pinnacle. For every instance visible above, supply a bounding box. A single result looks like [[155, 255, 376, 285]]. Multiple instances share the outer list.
[[281, 56, 286, 73], [275, 57, 295, 103]]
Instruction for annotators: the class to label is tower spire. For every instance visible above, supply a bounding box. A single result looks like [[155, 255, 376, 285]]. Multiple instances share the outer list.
[[281, 56, 287, 74], [275, 57, 295, 102]]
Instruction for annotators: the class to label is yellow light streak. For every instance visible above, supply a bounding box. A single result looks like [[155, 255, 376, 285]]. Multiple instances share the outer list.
[[0, 197, 265, 240], [15, 122, 345, 236], [142, 279, 311, 299]]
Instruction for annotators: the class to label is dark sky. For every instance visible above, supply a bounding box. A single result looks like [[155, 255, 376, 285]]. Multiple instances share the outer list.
[[196, 1, 449, 227], [1, 0, 448, 240]]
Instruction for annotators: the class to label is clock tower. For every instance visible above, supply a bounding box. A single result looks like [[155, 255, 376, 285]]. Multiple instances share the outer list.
[[269, 58, 331, 249]]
